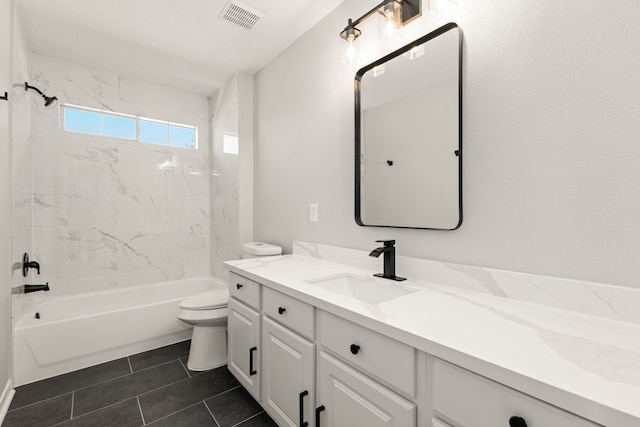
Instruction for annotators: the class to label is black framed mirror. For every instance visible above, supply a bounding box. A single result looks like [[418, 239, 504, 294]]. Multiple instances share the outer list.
[[355, 22, 462, 230]]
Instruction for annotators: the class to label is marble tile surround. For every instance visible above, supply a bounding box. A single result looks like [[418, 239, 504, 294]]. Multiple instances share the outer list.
[[11, 16, 33, 289], [20, 54, 212, 294], [292, 241, 640, 325]]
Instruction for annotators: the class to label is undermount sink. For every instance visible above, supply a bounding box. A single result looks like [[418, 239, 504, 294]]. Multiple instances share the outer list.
[[305, 273, 417, 304]]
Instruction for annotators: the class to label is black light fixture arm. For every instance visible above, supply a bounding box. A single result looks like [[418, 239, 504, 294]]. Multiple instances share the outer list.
[[0, 92, 7, 101], [340, 0, 421, 38], [351, 0, 390, 28]]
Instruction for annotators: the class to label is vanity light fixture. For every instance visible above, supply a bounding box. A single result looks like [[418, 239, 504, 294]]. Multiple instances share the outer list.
[[24, 82, 58, 108], [339, 0, 421, 64]]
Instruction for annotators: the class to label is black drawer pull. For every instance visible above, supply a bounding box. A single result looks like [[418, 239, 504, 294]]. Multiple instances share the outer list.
[[350, 344, 360, 355], [299, 390, 309, 427], [509, 416, 527, 427], [278, 306, 286, 315], [236, 283, 243, 290], [315, 405, 325, 426], [249, 346, 257, 375]]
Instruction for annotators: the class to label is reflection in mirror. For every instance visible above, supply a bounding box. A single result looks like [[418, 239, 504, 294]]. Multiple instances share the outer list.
[[355, 23, 462, 230]]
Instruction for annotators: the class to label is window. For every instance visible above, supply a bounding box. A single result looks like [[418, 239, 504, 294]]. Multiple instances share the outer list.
[[62, 104, 198, 149], [223, 132, 239, 154]]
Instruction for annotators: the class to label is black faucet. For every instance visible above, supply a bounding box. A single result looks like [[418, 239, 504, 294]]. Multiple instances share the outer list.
[[25, 283, 50, 293], [369, 240, 406, 281], [22, 253, 40, 277]]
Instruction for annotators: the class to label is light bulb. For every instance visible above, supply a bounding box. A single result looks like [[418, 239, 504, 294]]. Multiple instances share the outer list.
[[384, 14, 396, 41], [340, 19, 361, 65], [378, 1, 402, 46], [346, 41, 356, 64]]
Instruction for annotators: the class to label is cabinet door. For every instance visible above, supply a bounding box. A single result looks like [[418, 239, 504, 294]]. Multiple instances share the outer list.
[[228, 298, 261, 399], [317, 351, 415, 427], [262, 316, 315, 427]]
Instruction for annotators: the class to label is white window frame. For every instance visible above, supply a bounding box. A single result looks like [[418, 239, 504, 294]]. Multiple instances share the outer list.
[[61, 104, 198, 149]]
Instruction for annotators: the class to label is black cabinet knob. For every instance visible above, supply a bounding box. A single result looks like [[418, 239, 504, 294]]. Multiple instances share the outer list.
[[350, 344, 360, 355], [278, 307, 286, 315], [236, 283, 243, 289], [509, 416, 527, 427]]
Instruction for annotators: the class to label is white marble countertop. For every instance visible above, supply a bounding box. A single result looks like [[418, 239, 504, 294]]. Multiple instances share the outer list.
[[225, 253, 640, 427]]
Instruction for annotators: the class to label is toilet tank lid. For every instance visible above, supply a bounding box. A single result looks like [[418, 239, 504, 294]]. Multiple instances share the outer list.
[[242, 242, 282, 256], [180, 289, 229, 310]]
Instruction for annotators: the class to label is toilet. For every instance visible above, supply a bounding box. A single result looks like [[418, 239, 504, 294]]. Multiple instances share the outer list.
[[177, 242, 282, 371]]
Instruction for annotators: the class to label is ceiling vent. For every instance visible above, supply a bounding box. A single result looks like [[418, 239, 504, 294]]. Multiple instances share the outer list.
[[219, 1, 264, 31]]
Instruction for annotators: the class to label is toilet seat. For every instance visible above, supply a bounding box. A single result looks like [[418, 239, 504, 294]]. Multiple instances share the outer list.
[[179, 289, 228, 311]]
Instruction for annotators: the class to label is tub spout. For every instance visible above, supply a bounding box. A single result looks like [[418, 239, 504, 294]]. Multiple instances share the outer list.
[[24, 283, 50, 293]]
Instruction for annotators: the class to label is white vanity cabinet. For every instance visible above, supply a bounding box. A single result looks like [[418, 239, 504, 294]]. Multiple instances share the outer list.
[[316, 351, 416, 427], [228, 273, 262, 400], [261, 287, 316, 427], [227, 269, 609, 427], [315, 310, 417, 427], [228, 273, 417, 427], [432, 359, 601, 427]]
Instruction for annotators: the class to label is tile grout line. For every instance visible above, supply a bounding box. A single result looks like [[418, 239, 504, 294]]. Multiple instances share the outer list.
[[208, 384, 242, 399], [8, 358, 180, 412], [50, 397, 140, 426], [127, 356, 134, 374], [70, 358, 186, 397], [135, 374, 241, 425], [203, 400, 222, 427], [137, 396, 146, 426], [7, 358, 194, 420], [144, 401, 208, 426], [178, 358, 192, 377], [231, 411, 267, 427], [7, 391, 74, 413], [70, 391, 75, 419]]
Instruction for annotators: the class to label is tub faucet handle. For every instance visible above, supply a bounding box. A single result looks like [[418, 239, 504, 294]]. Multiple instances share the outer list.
[[22, 253, 41, 277]]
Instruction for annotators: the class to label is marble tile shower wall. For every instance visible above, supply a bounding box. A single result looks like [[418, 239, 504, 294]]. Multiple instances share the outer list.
[[26, 54, 212, 294], [11, 17, 33, 289]]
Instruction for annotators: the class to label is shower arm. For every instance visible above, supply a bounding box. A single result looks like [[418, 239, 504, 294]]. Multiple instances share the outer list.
[[25, 82, 46, 96]]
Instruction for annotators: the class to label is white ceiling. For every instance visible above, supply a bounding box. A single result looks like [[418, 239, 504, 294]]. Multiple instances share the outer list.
[[16, 0, 344, 95]]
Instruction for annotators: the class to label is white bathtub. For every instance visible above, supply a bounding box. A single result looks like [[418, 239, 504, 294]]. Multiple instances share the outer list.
[[13, 276, 227, 386]]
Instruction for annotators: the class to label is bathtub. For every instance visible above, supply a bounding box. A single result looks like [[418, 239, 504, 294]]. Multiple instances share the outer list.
[[13, 276, 227, 386]]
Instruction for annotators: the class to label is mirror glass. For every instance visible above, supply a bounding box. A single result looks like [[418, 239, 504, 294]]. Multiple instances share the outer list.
[[355, 23, 462, 230]]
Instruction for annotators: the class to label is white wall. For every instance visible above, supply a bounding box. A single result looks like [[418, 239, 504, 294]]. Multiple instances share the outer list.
[[254, 0, 640, 288]]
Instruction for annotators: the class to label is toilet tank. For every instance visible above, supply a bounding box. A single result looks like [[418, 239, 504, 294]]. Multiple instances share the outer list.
[[241, 242, 282, 259]]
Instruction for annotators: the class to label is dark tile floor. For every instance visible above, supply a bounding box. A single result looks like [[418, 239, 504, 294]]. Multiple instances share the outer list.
[[2, 341, 278, 427]]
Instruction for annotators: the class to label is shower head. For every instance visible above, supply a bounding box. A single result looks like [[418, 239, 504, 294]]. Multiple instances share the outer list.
[[43, 95, 58, 108], [24, 82, 58, 108]]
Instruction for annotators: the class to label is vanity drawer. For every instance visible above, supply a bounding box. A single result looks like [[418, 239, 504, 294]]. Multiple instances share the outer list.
[[229, 272, 261, 310], [318, 310, 415, 396], [262, 286, 314, 339], [432, 359, 600, 427]]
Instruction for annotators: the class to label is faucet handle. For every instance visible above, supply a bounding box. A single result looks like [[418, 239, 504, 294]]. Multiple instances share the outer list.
[[375, 239, 395, 247]]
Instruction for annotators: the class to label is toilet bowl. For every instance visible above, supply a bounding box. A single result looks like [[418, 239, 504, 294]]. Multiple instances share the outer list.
[[178, 243, 281, 371], [177, 288, 229, 371]]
